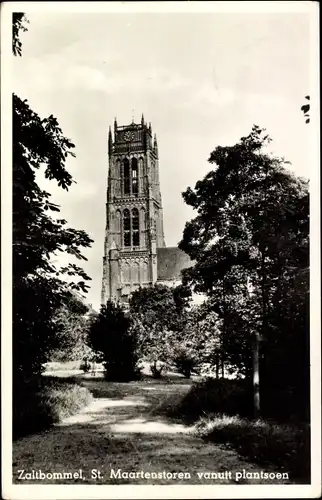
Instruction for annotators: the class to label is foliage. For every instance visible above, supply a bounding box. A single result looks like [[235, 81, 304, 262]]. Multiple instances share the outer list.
[[13, 376, 92, 439], [179, 125, 309, 418], [195, 414, 310, 483], [171, 348, 196, 379], [169, 305, 221, 378], [80, 359, 91, 373], [12, 13, 28, 56], [129, 285, 224, 379], [172, 283, 193, 313], [129, 284, 183, 377], [89, 301, 140, 381], [301, 95, 310, 124], [12, 15, 93, 380], [129, 283, 180, 329], [50, 293, 94, 362]]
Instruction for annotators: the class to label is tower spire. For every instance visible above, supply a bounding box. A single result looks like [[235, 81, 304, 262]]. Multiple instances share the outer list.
[[108, 126, 112, 153], [141, 113, 145, 125], [114, 117, 117, 132]]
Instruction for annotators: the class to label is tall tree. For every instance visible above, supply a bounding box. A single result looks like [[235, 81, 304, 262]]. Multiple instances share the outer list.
[[89, 301, 140, 381], [169, 304, 221, 379], [129, 284, 184, 378], [13, 14, 93, 379], [50, 293, 93, 362], [179, 126, 309, 418]]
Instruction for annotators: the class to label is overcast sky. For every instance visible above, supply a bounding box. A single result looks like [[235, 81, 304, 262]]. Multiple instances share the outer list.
[[12, 5, 312, 309]]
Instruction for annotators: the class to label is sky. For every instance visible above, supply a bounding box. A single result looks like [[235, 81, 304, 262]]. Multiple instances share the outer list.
[[12, 4, 313, 310]]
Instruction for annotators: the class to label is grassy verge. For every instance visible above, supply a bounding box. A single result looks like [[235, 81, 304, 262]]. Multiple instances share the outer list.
[[171, 378, 310, 484], [194, 414, 310, 483], [13, 376, 93, 440], [171, 377, 253, 423]]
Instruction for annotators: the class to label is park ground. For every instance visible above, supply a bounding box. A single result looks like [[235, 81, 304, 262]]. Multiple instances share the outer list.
[[12, 369, 291, 486]]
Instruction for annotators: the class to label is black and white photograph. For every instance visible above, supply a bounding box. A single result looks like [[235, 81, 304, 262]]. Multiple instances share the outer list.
[[2, 1, 320, 499]]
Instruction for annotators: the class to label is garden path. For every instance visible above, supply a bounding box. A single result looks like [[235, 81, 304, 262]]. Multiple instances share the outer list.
[[13, 375, 290, 485]]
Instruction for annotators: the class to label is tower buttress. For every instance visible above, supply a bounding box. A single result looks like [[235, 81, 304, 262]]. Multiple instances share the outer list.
[[153, 133, 158, 158]]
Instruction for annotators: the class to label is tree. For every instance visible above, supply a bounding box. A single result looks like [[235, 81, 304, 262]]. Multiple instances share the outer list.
[[13, 14, 93, 380], [12, 13, 28, 56], [169, 304, 221, 379], [179, 126, 309, 418], [89, 301, 140, 381], [172, 283, 193, 313], [129, 284, 183, 378], [50, 293, 94, 362]]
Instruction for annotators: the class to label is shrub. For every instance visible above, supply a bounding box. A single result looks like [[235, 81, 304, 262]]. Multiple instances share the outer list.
[[150, 360, 167, 379], [172, 377, 252, 422], [172, 348, 198, 379], [13, 376, 92, 439], [194, 414, 310, 483], [80, 359, 91, 373]]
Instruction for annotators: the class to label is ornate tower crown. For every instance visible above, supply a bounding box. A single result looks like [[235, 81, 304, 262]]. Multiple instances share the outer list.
[[111, 115, 155, 155]]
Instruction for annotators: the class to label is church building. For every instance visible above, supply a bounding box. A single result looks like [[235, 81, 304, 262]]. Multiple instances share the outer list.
[[101, 115, 192, 306]]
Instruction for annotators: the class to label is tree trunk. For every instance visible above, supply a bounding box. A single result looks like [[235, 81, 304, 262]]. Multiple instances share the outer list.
[[221, 358, 225, 378], [151, 360, 163, 379], [221, 274, 226, 380], [215, 356, 219, 379], [253, 332, 260, 418], [255, 165, 269, 418]]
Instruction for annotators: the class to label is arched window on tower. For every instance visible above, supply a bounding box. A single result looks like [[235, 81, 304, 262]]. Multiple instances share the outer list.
[[132, 158, 138, 195], [115, 160, 121, 197], [138, 157, 144, 193], [123, 209, 131, 247], [115, 210, 121, 248], [132, 208, 139, 247], [124, 158, 130, 195]]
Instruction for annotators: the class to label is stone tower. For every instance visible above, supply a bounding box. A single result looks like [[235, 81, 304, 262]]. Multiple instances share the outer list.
[[101, 115, 166, 305]]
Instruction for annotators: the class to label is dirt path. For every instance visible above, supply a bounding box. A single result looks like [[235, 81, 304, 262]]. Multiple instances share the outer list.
[[13, 377, 290, 485]]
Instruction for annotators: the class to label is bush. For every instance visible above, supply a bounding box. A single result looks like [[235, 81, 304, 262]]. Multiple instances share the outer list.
[[150, 360, 167, 379], [194, 414, 310, 483], [80, 359, 91, 373], [172, 349, 197, 379], [172, 378, 252, 422], [13, 376, 92, 439]]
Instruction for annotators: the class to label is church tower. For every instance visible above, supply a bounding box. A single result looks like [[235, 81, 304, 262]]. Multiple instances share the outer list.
[[101, 116, 166, 306]]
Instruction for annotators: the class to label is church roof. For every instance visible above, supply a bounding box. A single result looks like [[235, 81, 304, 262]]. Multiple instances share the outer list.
[[157, 247, 193, 282]]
